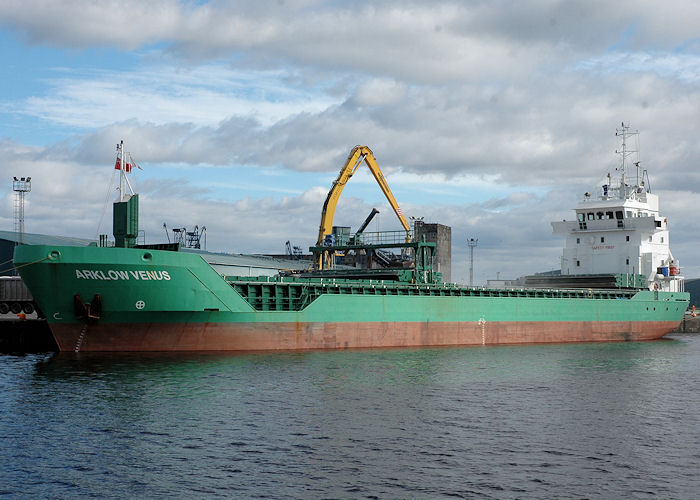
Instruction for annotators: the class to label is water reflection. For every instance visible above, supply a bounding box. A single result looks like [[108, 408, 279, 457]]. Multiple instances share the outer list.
[[1, 336, 698, 498]]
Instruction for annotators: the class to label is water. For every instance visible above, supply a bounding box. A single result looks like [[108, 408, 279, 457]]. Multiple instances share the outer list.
[[2, 335, 700, 499]]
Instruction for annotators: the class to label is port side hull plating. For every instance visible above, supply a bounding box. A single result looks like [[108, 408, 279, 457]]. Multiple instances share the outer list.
[[52, 320, 678, 352], [14, 245, 688, 352]]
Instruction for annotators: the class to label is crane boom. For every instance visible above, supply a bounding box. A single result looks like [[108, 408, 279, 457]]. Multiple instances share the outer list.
[[356, 208, 379, 235], [315, 146, 410, 270], [316, 146, 410, 242]]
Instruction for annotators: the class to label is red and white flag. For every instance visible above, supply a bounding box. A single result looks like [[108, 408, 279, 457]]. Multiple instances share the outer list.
[[115, 158, 133, 172]]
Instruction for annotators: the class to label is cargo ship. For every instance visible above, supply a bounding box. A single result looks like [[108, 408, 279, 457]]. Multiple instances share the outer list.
[[13, 131, 689, 352]]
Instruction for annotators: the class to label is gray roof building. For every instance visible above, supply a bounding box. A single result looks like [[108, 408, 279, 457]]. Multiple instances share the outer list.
[[0, 230, 310, 277]]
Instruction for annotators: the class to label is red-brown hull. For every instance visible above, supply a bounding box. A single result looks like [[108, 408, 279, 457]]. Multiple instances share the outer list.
[[51, 321, 679, 352]]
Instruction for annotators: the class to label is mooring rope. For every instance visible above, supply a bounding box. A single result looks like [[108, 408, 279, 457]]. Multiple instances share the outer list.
[[4, 256, 51, 273], [0, 257, 15, 268]]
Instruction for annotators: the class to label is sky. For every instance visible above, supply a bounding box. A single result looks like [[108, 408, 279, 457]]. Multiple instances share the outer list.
[[1, 0, 699, 284]]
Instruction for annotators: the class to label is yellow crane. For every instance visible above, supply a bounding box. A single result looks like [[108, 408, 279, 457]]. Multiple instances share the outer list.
[[315, 145, 410, 269]]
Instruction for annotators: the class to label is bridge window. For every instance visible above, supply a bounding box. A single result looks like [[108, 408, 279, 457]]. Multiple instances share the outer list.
[[600, 237, 605, 243], [626, 235, 630, 242], [576, 238, 580, 244], [577, 213, 585, 222], [576, 260, 580, 267], [606, 211, 613, 219], [616, 211, 623, 219], [587, 213, 594, 220]]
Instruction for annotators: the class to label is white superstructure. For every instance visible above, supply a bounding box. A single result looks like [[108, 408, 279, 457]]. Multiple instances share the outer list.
[[552, 123, 683, 292]]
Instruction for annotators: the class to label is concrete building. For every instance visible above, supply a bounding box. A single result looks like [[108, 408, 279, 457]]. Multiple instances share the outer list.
[[414, 221, 452, 282], [0, 230, 310, 278]]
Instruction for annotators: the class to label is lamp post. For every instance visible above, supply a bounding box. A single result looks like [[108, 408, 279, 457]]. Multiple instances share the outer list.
[[13, 176, 31, 245]]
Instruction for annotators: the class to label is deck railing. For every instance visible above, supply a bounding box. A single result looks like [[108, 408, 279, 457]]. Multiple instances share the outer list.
[[338, 230, 412, 246]]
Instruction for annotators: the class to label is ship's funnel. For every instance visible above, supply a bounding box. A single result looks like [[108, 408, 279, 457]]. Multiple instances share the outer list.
[[113, 194, 139, 248]]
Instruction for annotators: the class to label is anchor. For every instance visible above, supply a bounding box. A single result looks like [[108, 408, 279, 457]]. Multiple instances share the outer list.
[[74, 294, 102, 321]]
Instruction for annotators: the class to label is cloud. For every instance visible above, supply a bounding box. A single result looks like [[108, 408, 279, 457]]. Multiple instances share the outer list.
[[34, 66, 699, 197], [3, 134, 699, 283], [0, 0, 182, 50], [2, 1, 699, 83], [0, 139, 118, 239], [2, 0, 700, 283], [5, 2, 700, 191], [575, 52, 700, 83], [15, 64, 341, 129]]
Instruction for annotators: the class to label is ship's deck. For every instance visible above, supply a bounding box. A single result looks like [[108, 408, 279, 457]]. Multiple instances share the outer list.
[[225, 275, 640, 312]]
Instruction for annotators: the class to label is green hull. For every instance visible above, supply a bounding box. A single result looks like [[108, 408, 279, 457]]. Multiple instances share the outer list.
[[14, 245, 689, 352]]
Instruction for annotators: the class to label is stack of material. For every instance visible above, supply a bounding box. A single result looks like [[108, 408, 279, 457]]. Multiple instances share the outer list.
[[523, 273, 646, 290]]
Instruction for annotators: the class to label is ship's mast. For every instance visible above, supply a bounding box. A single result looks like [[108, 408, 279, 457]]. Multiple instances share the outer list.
[[117, 140, 135, 201], [118, 141, 124, 201], [615, 122, 640, 194]]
